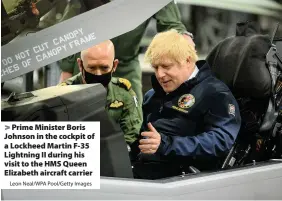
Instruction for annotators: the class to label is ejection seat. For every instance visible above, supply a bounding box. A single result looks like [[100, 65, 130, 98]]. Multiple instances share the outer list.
[[206, 21, 282, 168]]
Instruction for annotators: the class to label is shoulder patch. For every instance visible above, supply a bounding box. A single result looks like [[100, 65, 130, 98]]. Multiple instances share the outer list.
[[118, 78, 131, 91], [109, 100, 124, 108], [178, 94, 195, 108], [228, 104, 235, 116]]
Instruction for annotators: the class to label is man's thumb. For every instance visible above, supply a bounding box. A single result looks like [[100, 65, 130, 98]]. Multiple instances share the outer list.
[[148, 122, 156, 132]]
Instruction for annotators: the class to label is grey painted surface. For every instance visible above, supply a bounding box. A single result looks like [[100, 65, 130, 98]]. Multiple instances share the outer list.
[[2, 162, 282, 200]]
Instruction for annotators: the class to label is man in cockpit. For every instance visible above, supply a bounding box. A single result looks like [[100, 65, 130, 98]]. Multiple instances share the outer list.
[[58, 1, 194, 105], [131, 29, 241, 179], [58, 40, 143, 146]]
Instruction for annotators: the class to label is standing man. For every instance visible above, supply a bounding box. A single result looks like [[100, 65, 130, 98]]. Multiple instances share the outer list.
[[58, 1, 194, 104], [59, 40, 143, 146], [132, 29, 241, 179]]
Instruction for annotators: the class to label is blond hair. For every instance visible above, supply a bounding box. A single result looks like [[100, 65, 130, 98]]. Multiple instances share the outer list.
[[144, 29, 198, 65]]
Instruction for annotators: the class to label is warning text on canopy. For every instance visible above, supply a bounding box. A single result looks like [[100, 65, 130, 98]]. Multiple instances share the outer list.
[[1, 28, 96, 78]]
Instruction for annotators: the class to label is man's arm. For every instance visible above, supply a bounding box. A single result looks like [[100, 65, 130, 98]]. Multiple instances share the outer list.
[[58, 53, 80, 83], [153, 1, 186, 33], [119, 89, 143, 145], [159, 92, 241, 157], [140, 91, 241, 157], [129, 89, 155, 157], [59, 71, 73, 83], [153, 1, 194, 46]]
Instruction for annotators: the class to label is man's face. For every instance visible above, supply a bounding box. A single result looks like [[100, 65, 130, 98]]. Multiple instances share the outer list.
[[81, 58, 116, 75], [152, 57, 193, 93], [78, 50, 118, 85]]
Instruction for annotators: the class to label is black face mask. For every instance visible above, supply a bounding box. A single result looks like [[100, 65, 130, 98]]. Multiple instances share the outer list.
[[81, 62, 113, 87]]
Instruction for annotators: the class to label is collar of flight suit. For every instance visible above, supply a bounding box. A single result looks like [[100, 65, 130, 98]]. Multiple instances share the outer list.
[[187, 65, 199, 81]]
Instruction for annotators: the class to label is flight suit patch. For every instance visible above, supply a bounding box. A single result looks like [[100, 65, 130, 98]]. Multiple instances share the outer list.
[[118, 78, 131, 90], [228, 104, 235, 116], [172, 106, 188, 113], [178, 94, 195, 108], [109, 100, 124, 108]]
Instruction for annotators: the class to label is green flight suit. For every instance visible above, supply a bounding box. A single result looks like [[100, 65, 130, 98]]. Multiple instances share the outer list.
[[59, 1, 188, 103], [58, 73, 143, 145]]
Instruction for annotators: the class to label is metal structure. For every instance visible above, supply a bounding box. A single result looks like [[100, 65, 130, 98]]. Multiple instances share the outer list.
[[3, 161, 282, 199], [1, 83, 282, 199]]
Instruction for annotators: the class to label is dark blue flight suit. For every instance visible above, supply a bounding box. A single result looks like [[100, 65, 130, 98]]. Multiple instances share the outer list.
[[132, 60, 241, 179]]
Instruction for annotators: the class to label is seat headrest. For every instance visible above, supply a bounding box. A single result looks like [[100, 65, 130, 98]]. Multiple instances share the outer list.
[[236, 21, 261, 36], [206, 21, 272, 99]]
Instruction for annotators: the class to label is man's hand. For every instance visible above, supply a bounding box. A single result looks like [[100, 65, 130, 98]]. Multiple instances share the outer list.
[[139, 123, 161, 154], [59, 71, 73, 83]]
